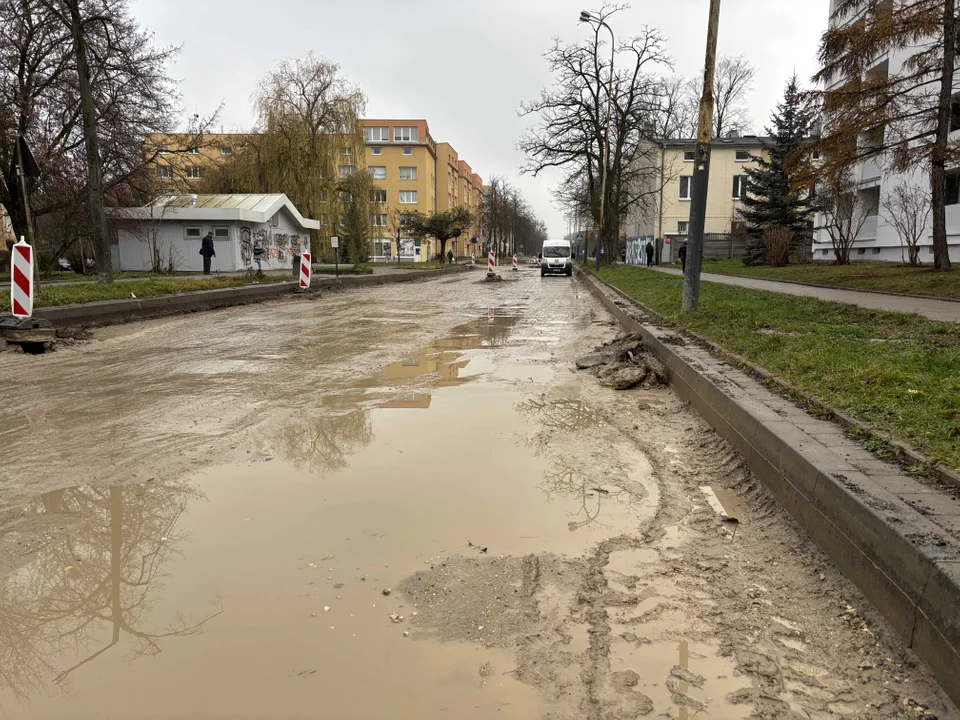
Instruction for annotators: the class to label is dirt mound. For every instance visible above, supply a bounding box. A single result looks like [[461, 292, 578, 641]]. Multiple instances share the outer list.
[[576, 334, 668, 390]]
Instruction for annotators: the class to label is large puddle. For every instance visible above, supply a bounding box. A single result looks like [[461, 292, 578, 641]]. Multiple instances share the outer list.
[[0, 295, 663, 718]]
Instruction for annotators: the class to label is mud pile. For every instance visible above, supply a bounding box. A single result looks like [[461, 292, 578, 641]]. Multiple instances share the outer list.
[[575, 334, 668, 390]]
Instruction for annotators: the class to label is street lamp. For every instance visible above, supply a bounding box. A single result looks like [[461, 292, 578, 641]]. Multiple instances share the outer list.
[[580, 10, 615, 271]]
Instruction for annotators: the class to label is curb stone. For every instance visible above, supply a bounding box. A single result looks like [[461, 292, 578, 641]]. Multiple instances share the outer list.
[[33, 266, 470, 328], [577, 269, 960, 708]]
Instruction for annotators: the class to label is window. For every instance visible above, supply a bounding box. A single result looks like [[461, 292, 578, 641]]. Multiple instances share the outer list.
[[158, 147, 170, 154], [339, 214, 348, 227], [371, 213, 388, 227], [399, 166, 418, 180], [338, 191, 352, 203], [220, 146, 233, 155], [394, 126, 418, 143], [371, 147, 383, 155], [683, 151, 695, 162], [186, 165, 202, 179], [319, 190, 328, 203], [400, 213, 415, 228], [812, 149, 822, 160], [735, 150, 751, 162], [872, 248, 881, 254], [320, 213, 329, 226], [371, 189, 387, 203], [402, 147, 413, 156], [185, 227, 201, 239], [364, 126, 390, 143], [946, 170, 960, 205], [732, 175, 747, 199], [370, 166, 387, 180], [156, 165, 173, 179], [342, 146, 353, 155], [822, 249, 830, 256], [678, 221, 689, 233], [951, 94, 960, 133], [339, 165, 355, 178], [857, 248, 866, 255], [679, 176, 692, 200], [213, 227, 230, 240], [187, 147, 199, 155], [399, 190, 418, 204]]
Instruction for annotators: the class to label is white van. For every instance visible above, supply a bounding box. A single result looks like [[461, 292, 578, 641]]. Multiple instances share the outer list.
[[540, 239, 573, 277]]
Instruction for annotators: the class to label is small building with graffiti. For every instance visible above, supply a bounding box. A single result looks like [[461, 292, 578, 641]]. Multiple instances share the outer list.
[[109, 194, 317, 273]]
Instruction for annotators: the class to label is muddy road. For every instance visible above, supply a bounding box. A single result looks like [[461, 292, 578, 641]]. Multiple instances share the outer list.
[[0, 270, 955, 719]]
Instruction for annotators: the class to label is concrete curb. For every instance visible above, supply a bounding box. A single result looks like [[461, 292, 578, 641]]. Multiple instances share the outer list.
[[35, 266, 470, 327], [578, 269, 960, 707]]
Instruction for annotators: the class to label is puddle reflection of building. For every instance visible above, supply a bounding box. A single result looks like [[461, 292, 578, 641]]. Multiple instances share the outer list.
[[378, 393, 432, 410], [0, 482, 219, 709], [279, 409, 374, 475], [381, 314, 521, 386]]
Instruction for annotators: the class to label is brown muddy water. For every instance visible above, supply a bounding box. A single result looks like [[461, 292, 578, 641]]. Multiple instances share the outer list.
[[0, 271, 955, 719]]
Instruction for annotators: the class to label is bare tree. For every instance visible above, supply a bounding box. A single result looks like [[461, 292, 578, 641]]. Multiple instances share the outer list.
[[202, 53, 365, 262], [816, 171, 873, 264], [882, 180, 931, 266], [0, 0, 210, 282], [653, 75, 697, 138], [711, 55, 757, 138], [480, 176, 547, 258], [812, 0, 955, 271], [520, 5, 671, 263]]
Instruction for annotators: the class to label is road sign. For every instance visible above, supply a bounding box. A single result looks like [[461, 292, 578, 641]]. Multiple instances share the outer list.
[[576, 232, 584, 241], [330, 236, 340, 249], [299, 252, 312, 289], [10, 239, 33, 318]]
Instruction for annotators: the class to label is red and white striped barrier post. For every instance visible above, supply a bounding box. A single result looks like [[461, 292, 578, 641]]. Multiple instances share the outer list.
[[512, 254, 518, 271], [487, 251, 495, 275], [299, 252, 311, 290], [10, 239, 33, 318]]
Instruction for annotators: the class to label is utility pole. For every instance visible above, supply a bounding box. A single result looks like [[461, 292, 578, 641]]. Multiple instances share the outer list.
[[682, 0, 722, 312]]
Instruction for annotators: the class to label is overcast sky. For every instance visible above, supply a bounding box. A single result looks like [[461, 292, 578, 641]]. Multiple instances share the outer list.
[[130, 0, 828, 237]]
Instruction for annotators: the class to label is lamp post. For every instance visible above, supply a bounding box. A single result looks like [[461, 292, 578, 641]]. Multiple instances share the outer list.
[[580, 10, 615, 271]]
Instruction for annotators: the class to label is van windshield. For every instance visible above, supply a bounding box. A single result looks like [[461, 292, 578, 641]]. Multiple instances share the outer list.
[[543, 246, 570, 258]]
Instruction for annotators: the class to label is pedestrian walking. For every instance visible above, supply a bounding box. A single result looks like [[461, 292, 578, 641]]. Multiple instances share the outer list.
[[645, 240, 655, 268], [447, 249, 454, 265], [678, 242, 687, 274], [200, 231, 216, 275]]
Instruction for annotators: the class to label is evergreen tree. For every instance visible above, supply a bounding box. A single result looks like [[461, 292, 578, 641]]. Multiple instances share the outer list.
[[739, 75, 817, 265]]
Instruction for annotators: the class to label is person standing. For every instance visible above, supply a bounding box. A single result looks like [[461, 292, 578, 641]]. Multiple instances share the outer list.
[[645, 240, 655, 268], [200, 231, 216, 275], [678, 242, 688, 273]]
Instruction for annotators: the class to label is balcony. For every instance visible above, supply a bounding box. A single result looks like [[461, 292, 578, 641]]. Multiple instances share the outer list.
[[858, 156, 883, 186]]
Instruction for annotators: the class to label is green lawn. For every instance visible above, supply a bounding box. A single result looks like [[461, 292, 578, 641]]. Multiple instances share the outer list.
[[591, 265, 960, 470], [699, 259, 960, 300], [0, 270, 160, 284], [0, 276, 282, 310]]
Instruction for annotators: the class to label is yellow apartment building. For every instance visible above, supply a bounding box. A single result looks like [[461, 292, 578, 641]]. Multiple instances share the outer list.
[[146, 118, 482, 262], [145, 133, 251, 192], [656, 136, 769, 261]]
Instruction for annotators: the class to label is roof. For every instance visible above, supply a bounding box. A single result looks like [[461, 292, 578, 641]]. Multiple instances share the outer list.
[[662, 135, 773, 148], [107, 194, 320, 230]]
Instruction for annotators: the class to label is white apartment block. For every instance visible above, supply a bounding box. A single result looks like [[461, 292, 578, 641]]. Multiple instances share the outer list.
[[815, 0, 960, 263]]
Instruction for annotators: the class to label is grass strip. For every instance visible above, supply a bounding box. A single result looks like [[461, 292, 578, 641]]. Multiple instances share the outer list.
[[590, 264, 960, 470]]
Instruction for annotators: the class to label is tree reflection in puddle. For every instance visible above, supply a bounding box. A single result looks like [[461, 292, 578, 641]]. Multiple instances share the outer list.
[[0, 482, 220, 709], [278, 409, 374, 475]]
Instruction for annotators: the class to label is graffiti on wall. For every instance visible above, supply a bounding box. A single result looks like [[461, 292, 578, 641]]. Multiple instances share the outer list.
[[239, 227, 253, 267], [275, 233, 288, 263], [291, 235, 303, 256]]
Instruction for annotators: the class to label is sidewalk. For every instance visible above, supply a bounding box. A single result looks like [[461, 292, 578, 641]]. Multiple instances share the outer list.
[[651, 266, 959, 323]]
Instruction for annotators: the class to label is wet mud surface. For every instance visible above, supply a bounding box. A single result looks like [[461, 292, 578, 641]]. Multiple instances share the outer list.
[[0, 271, 955, 719]]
